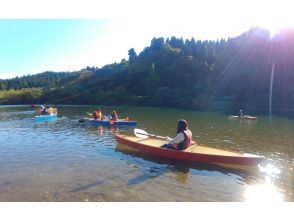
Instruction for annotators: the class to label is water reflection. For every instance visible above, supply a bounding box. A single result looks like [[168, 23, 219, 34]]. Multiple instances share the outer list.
[[0, 105, 293, 201], [228, 117, 258, 126], [115, 143, 261, 186], [244, 164, 284, 202]]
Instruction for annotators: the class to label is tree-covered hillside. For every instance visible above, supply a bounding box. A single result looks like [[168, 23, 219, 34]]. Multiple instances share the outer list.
[[1, 27, 293, 115], [0, 71, 79, 90]]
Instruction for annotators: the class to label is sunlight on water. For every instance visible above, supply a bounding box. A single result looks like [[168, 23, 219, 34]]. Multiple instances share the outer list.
[[244, 183, 283, 202], [244, 164, 283, 202], [259, 164, 281, 176], [0, 106, 293, 201]]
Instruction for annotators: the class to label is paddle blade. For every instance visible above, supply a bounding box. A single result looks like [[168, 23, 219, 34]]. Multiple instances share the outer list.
[[134, 128, 148, 139]]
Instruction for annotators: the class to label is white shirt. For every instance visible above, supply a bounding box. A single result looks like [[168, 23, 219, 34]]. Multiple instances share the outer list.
[[167, 132, 185, 145]]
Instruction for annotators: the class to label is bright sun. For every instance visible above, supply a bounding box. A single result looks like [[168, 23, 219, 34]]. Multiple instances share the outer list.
[[251, 0, 294, 37], [260, 21, 289, 37]]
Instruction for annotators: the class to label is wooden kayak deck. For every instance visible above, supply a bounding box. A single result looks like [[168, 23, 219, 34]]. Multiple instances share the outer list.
[[124, 135, 242, 157]]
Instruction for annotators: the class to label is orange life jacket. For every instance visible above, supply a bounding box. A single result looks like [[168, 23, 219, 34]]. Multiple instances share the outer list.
[[173, 129, 192, 150], [93, 111, 102, 120]]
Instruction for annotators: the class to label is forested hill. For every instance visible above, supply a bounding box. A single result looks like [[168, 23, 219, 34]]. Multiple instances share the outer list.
[[0, 71, 79, 90], [0, 27, 293, 115]]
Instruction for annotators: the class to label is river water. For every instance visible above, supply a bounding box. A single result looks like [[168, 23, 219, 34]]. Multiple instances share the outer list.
[[0, 105, 293, 201]]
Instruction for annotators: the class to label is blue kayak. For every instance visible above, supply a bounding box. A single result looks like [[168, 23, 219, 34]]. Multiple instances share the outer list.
[[79, 118, 137, 126], [34, 114, 57, 121]]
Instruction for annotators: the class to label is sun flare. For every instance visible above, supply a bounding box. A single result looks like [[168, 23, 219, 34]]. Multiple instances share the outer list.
[[249, 0, 294, 37]]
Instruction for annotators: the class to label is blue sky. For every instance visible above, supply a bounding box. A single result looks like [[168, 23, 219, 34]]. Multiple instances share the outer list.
[[0, 20, 113, 78], [0, 0, 293, 79]]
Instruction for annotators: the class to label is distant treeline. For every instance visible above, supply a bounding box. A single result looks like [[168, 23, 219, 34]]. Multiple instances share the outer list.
[[0, 71, 78, 90], [0, 27, 293, 116]]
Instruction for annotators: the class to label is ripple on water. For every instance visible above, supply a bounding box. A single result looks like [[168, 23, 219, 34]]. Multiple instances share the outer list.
[[0, 106, 293, 201]]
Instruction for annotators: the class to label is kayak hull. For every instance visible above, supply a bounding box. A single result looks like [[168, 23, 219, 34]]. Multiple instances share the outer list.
[[229, 115, 257, 120], [114, 134, 264, 166], [34, 114, 57, 121], [80, 118, 137, 126]]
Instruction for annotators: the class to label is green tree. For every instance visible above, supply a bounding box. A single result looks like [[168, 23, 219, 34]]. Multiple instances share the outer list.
[[128, 48, 137, 65]]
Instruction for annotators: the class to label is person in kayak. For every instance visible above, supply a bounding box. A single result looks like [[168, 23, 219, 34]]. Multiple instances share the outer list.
[[162, 119, 193, 150], [110, 111, 118, 121], [109, 111, 118, 125], [40, 105, 49, 115], [239, 109, 245, 117], [89, 108, 102, 120]]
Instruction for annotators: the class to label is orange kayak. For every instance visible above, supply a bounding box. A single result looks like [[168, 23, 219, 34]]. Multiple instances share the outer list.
[[114, 134, 264, 166]]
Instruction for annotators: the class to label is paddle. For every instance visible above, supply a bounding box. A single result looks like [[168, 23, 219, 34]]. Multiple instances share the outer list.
[[134, 128, 166, 140]]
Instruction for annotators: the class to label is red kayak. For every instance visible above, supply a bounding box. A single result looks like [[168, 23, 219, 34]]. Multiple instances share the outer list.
[[114, 134, 264, 166]]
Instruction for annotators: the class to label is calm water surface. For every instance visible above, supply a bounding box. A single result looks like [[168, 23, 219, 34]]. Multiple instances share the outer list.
[[0, 105, 293, 201]]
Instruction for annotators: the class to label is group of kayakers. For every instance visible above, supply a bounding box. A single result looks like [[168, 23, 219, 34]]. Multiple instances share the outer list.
[[88, 108, 192, 151], [88, 108, 128, 124], [32, 104, 193, 151], [31, 104, 57, 115]]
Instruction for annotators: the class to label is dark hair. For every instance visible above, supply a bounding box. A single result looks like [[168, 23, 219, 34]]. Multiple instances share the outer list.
[[177, 119, 188, 134], [96, 108, 101, 112], [111, 111, 118, 117]]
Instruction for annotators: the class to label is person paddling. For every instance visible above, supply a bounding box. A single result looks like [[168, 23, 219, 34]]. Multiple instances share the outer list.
[[89, 108, 102, 120], [40, 105, 49, 115], [162, 119, 193, 150], [110, 111, 118, 121], [109, 111, 118, 125]]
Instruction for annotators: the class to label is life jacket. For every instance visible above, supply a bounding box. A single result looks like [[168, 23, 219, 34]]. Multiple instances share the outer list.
[[173, 129, 192, 150], [111, 115, 118, 121], [93, 111, 102, 120], [109, 114, 118, 126]]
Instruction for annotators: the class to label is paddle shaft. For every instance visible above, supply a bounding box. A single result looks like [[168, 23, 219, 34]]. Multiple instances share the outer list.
[[136, 132, 165, 139]]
